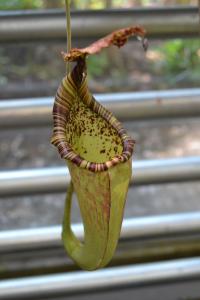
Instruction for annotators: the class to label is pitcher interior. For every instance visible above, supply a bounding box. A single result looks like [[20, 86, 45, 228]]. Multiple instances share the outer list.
[[65, 97, 123, 163]]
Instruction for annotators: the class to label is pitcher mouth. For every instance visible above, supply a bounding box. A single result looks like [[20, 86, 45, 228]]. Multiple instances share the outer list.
[[51, 73, 135, 173], [51, 26, 147, 172]]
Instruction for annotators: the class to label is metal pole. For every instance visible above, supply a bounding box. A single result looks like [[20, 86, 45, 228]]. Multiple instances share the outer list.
[[1, 235, 200, 279], [0, 7, 198, 42], [0, 89, 200, 129], [0, 157, 199, 197], [1, 212, 200, 252], [0, 257, 200, 299]]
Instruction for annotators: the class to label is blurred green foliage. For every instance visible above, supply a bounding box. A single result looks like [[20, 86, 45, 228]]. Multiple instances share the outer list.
[[0, 0, 196, 10], [0, 0, 199, 89], [0, 0, 43, 10], [150, 39, 200, 86], [159, 39, 200, 74], [87, 52, 109, 77]]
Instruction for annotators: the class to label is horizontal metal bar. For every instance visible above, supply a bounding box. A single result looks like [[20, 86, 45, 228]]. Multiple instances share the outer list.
[[1, 234, 200, 279], [0, 157, 200, 197], [0, 257, 200, 299], [1, 212, 200, 252], [1, 89, 200, 129], [47, 280, 200, 300], [0, 7, 198, 43]]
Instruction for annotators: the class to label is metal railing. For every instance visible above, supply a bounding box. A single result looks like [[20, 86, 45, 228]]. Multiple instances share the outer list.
[[1, 212, 200, 293], [1, 88, 200, 128], [1, 157, 200, 197], [1, 211, 200, 252], [0, 257, 200, 299], [0, 7, 198, 42]]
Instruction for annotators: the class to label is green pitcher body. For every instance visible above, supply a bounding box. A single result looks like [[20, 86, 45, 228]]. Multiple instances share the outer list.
[[51, 26, 146, 270], [62, 159, 132, 270]]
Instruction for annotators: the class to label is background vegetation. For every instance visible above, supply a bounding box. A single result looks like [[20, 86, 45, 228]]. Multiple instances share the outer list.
[[0, 0, 199, 98], [0, 0, 197, 10]]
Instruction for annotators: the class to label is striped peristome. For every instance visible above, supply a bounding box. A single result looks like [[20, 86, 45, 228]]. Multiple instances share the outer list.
[[51, 58, 135, 172]]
